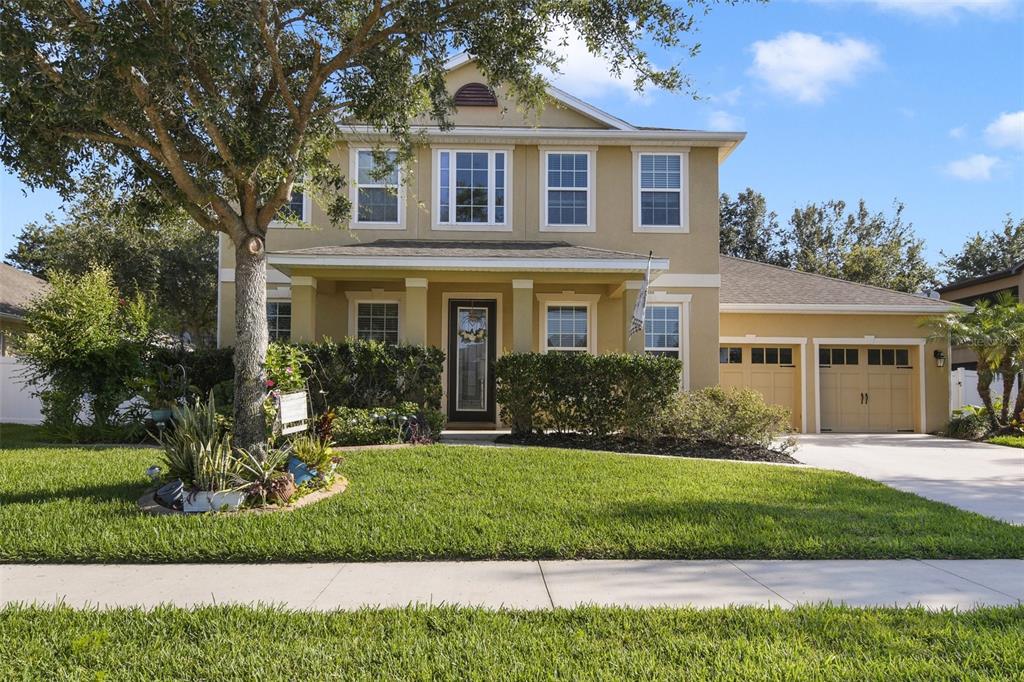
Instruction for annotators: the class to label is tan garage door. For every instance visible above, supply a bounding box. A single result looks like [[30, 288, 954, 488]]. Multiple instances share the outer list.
[[720, 345, 800, 430], [819, 346, 915, 433]]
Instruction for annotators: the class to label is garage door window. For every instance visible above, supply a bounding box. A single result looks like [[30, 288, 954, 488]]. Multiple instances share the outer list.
[[751, 347, 794, 366], [868, 348, 911, 367], [819, 348, 859, 366], [719, 347, 742, 364]]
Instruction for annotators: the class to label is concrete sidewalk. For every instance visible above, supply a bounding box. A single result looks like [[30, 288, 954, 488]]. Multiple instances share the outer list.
[[3, 560, 1021, 611]]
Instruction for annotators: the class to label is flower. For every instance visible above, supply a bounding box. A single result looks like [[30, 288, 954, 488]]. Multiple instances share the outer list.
[[266, 379, 276, 388], [285, 366, 293, 374]]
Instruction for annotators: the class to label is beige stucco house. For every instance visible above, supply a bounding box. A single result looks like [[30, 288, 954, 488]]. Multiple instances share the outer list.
[[217, 54, 959, 433], [937, 260, 1023, 370]]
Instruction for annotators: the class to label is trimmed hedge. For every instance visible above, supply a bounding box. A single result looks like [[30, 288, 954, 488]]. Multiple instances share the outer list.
[[332, 402, 446, 446], [495, 352, 682, 438]]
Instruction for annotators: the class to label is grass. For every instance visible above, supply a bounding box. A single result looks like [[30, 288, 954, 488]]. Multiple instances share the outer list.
[[1, 604, 1021, 679], [2, 441, 1024, 562], [988, 435, 1024, 449]]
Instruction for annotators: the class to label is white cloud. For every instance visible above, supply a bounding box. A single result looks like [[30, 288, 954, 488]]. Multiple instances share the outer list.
[[749, 32, 880, 103], [948, 125, 967, 139], [543, 27, 648, 102], [709, 87, 743, 107], [708, 110, 744, 130], [944, 154, 1000, 181], [868, 0, 1013, 18], [984, 111, 1024, 150]]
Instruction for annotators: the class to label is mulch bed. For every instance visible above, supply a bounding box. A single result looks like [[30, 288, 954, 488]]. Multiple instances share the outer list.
[[495, 433, 800, 464]]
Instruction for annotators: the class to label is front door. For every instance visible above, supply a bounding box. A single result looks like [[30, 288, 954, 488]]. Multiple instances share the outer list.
[[447, 299, 497, 423]]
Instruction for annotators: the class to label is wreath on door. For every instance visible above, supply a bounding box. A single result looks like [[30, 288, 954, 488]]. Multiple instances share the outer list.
[[458, 310, 487, 343]]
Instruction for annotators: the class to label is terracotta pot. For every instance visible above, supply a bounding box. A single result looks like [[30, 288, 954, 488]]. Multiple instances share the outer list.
[[268, 474, 297, 505]]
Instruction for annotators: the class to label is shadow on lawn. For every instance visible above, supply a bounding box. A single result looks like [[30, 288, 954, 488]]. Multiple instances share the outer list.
[[0, 481, 148, 505]]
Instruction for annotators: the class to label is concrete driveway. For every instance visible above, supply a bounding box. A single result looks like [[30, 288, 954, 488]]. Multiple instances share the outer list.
[[795, 434, 1024, 525]]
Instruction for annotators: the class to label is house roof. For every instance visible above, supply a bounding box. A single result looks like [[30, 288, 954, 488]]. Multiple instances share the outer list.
[[268, 240, 669, 273], [936, 260, 1024, 293], [0, 263, 48, 320], [720, 256, 962, 313]]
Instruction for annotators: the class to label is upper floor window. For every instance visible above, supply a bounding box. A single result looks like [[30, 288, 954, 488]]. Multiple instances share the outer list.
[[352, 148, 403, 228], [272, 189, 307, 226], [542, 151, 593, 232], [435, 149, 509, 229], [634, 151, 687, 233], [267, 302, 291, 342]]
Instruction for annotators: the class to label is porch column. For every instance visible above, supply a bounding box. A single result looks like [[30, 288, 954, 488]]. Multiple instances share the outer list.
[[623, 280, 645, 354], [512, 279, 533, 353], [404, 277, 428, 346], [290, 276, 317, 342]]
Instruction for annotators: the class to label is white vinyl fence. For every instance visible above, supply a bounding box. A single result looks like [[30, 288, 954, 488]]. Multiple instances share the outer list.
[[0, 356, 43, 425], [950, 368, 1019, 413]]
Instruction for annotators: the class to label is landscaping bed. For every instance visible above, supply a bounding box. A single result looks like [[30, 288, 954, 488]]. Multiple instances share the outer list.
[[495, 433, 798, 464], [3, 444, 1023, 562], [1, 604, 1021, 679]]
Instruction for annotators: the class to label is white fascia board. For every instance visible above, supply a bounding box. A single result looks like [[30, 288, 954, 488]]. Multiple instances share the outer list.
[[719, 303, 957, 314], [341, 124, 744, 147], [268, 254, 670, 273], [545, 84, 636, 131]]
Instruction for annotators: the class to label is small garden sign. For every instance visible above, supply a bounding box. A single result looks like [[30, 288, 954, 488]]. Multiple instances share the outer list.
[[279, 391, 309, 435]]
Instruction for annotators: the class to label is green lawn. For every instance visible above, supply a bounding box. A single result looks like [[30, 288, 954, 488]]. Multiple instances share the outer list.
[[2, 442, 1023, 562], [989, 435, 1024, 449], [1, 604, 1021, 679]]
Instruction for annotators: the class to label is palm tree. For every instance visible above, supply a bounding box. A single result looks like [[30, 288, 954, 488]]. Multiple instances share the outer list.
[[924, 294, 1024, 433]]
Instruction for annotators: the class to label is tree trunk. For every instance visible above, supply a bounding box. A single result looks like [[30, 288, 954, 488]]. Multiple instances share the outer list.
[[233, 238, 269, 457], [998, 362, 1015, 427], [976, 367, 1000, 432], [1013, 372, 1024, 428]]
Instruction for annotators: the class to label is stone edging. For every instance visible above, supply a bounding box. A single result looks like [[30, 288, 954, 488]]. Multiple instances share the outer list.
[[137, 477, 349, 516]]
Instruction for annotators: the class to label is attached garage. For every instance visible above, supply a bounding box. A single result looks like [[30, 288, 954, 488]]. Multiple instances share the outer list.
[[718, 257, 964, 434]]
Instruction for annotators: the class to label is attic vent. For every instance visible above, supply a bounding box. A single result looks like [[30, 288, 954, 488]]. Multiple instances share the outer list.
[[453, 82, 497, 107]]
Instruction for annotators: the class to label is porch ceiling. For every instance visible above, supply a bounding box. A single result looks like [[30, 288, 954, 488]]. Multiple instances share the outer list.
[[268, 240, 669, 275]]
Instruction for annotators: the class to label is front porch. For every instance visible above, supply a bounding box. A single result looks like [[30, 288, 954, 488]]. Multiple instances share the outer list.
[[268, 240, 676, 424]]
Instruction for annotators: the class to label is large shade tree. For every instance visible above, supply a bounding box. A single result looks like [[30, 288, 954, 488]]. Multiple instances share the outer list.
[[0, 0, 715, 453]]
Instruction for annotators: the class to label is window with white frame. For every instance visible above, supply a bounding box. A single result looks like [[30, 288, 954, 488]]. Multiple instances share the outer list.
[[436, 150, 508, 226], [356, 302, 399, 344], [267, 302, 291, 341], [544, 151, 590, 228], [272, 188, 307, 225], [636, 152, 685, 230], [354, 149, 401, 224], [644, 305, 681, 358], [545, 305, 589, 353]]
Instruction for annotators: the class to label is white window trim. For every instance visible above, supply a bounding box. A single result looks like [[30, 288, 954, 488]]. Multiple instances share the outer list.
[[632, 149, 689, 234], [266, 300, 293, 342], [539, 297, 597, 354], [433, 147, 513, 231], [540, 149, 596, 233], [349, 146, 406, 230], [346, 294, 404, 343], [648, 292, 691, 390], [644, 303, 682, 354], [268, 185, 312, 229]]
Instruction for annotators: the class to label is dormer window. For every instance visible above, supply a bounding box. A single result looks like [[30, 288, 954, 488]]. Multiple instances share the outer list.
[[453, 82, 498, 107]]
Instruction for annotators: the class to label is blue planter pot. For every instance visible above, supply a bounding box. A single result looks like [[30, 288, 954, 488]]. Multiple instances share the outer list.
[[288, 456, 317, 486]]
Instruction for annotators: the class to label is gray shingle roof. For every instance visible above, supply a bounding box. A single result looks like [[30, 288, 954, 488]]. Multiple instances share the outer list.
[[272, 240, 654, 261], [0, 263, 49, 319], [720, 256, 958, 310]]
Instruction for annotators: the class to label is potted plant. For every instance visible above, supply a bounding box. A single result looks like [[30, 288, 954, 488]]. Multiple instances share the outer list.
[[288, 433, 339, 486], [238, 447, 295, 505]]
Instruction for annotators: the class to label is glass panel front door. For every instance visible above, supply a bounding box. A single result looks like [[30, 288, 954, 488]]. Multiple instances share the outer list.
[[456, 306, 488, 412], [447, 299, 497, 422]]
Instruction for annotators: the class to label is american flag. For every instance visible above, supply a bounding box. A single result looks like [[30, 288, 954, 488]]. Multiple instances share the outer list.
[[628, 252, 652, 338]]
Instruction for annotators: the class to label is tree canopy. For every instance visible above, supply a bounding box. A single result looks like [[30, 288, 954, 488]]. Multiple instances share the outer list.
[[5, 172, 217, 344], [719, 190, 936, 294], [939, 215, 1024, 285]]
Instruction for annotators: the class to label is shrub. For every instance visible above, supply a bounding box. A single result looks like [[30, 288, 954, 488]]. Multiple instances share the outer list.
[[265, 342, 309, 393], [332, 401, 446, 445], [660, 387, 794, 452], [150, 347, 234, 397], [495, 352, 682, 438], [299, 339, 445, 411], [946, 405, 992, 440], [156, 392, 235, 489], [20, 266, 153, 431]]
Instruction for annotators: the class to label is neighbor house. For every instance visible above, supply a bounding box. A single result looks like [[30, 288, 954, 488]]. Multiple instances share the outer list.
[[216, 54, 959, 433], [0, 263, 48, 357], [937, 260, 1023, 370]]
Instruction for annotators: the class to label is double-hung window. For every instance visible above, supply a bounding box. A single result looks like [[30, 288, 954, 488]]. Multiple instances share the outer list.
[[271, 189, 308, 226], [267, 302, 291, 342], [436, 149, 509, 228], [544, 305, 590, 353], [353, 149, 402, 227], [644, 305, 681, 359], [542, 151, 592, 231], [635, 152, 687, 232], [355, 302, 399, 344]]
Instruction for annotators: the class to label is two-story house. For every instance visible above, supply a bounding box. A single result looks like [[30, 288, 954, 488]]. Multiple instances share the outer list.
[[216, 54, 959, 434]]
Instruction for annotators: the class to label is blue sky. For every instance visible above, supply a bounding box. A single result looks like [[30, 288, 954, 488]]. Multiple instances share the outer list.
[[2, 0, 1022, 267]]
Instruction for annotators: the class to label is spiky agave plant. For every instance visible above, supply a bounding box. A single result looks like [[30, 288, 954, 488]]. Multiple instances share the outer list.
[[158, 391, 240, 490]]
